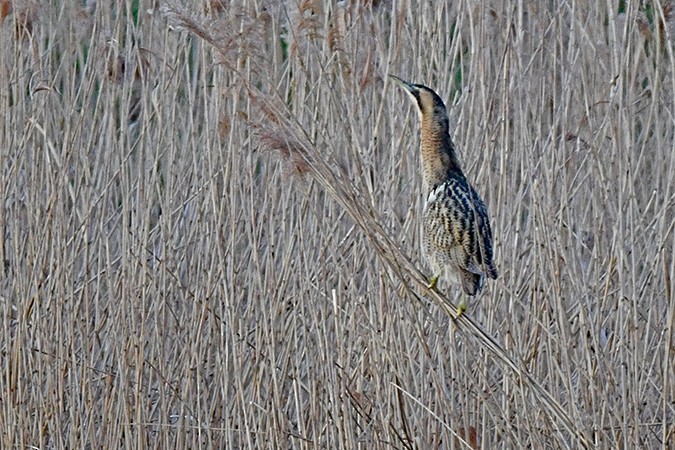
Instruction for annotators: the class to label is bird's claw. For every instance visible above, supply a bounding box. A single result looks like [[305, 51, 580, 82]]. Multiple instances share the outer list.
[[456, 301, 467, 318]]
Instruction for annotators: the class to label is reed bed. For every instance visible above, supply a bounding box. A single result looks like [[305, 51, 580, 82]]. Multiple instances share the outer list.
[[1, 0, 674, 448]]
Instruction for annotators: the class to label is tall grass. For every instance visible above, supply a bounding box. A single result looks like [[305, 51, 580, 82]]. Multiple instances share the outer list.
[[1, 0, 673, 448]]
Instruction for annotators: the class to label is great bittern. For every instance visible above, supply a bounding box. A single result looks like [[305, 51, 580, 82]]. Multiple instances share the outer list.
[[390, 75, 498, 313]]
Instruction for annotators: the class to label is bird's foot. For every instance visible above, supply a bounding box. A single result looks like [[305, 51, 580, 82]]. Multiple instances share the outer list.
[[456, 300, 467, 318], [427, 275, 439, 290]]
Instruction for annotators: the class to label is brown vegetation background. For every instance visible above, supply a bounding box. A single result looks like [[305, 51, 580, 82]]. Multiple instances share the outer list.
[[1, 0, 674, 448]]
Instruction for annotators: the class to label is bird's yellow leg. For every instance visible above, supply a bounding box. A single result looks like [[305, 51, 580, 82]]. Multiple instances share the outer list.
[[456, 297, 467, 317], [428, 275, 439, 290]]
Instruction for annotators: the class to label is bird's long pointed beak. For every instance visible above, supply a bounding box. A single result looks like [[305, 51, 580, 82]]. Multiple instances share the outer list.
[[388, 74, 416, 93]]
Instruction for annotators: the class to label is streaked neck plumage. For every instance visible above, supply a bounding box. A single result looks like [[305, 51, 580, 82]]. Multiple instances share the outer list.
[[420, 112, 464, 194]]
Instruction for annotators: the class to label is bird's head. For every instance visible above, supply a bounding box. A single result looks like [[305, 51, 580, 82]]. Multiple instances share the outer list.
[[389, 75, 449, 131]]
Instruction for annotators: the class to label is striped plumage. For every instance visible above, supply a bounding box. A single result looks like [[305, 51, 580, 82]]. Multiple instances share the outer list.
[[390, 75, 498, 297]]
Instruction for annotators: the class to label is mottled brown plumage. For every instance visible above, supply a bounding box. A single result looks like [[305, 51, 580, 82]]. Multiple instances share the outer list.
[[390, 75, 498, 297]]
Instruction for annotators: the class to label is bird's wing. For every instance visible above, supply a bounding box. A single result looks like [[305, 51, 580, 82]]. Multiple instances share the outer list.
[[425, 178, 498, 279], [468, 186, 498, 279]]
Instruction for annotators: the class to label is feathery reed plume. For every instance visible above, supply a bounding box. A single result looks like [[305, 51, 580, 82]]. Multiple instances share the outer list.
[[1, 0, 12, 21], [3, 0, 36, 41], [455, 426, 480, 449], [327, 2, 350, 80], [637, 0, 674, 45], [159, 2, 267, 74], [105, 43, 151, 126], [257, 130, 312, 177]]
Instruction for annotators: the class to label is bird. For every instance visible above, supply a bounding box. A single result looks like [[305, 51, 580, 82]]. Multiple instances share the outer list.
[[389, 75, 498, 313]]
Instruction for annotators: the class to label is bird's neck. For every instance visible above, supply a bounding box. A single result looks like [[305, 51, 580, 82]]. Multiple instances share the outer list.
[[420, 122, 464, 193]]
